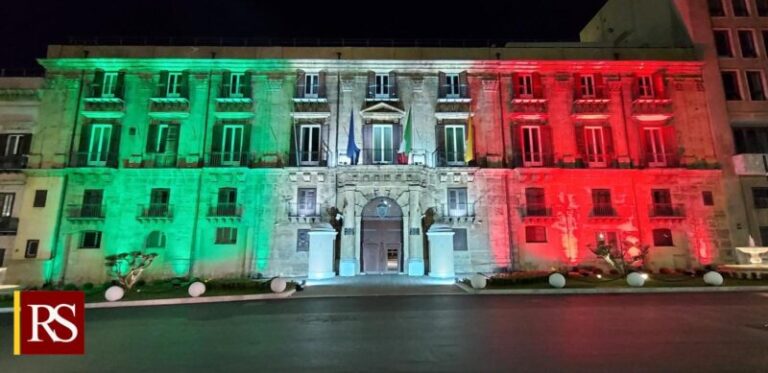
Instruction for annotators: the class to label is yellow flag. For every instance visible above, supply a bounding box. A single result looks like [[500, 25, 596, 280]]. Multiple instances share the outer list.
[[464, 115, 474, 163]]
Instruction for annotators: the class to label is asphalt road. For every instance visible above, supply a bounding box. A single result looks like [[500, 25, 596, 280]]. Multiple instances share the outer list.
[[1, 292, 767, 372]]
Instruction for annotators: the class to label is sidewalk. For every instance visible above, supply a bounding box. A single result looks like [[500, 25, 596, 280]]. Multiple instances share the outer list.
[[456, 282, 768, 295], [293, 275, 466, 298]]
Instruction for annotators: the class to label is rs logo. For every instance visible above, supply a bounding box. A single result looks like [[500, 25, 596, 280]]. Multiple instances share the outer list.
[[14, 291, 85, 355]]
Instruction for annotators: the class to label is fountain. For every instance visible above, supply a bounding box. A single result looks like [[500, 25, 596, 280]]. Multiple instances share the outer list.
[[722, 236, 768, 279], [736, 236, 768, 265]]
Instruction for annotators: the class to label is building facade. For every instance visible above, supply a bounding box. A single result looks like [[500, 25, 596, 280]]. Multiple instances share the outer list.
[[0, 1, 744, 286]]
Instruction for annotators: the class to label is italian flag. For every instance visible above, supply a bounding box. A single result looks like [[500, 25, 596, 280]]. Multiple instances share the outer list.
[[397, 107, 412, 164], [464, 114, 475, 163]]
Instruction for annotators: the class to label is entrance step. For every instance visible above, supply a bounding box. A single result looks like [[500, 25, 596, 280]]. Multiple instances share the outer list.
[[293, 275, 465, 298]]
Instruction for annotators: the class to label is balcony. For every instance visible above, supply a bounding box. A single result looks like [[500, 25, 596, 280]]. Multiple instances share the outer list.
[[572, 98, 611, 119], [520, 205, 553, 222], [434, 151, 470, 168], [510, 153, 555, 168], [732, 153, 768, 176], [70, 152, 119, 168], [438, 203, 476, 224], [0, 217, 19, 235], [0, 155, 27, 170], [206, 152, 249, 167], [82, 97, 125, 117], [643, 153, 679, 168], [208, 203, 242, 219], [142, 153, 178, 168], [149, 97, 190, 117], [288, 150, 329, 167], [286, 202, 322, 224], [589, 205, 619, 219], [510, 98, 548, 119], [649, 203, 685, 219], [137, 204, 173, 221], [631, 98, 673, 121], [67, 204, 105, 220], [215, 97, 254, 116]]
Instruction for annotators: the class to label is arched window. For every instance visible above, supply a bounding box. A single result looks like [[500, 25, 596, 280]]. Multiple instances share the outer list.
[[146, 231, 166, 249]]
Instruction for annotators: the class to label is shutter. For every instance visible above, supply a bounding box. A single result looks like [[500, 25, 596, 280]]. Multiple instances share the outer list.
[[541, 125, 553, 163], [146, 124, 158, 153], [595, 73, 605, 98], [575, 125, 586, 161], [663, 125, 677, 164], [20, 134, 32, 155], [510, 124, 520, 166], [632, 75, 641, 99], [0, 135, 7, 156], [511, 73, 519, 98], [221, 70, 232, 98], [242, 123, 252, 160], [459, 71, 469, 98], [242, 71, 252, 98], [389, 71, 398, 98], [321, 123, 330, 166], [318, 70, 327, 98], [366, 71, 375, 98], [532, 72, 543, 98], [392, 122, 402, 164], [180, 71, 190, 98], [653, 71, 667, 99], [362, 124, 373, 165], [438, 71, 447, 98], [604, 126, 614, 161], [436, 124, 446, 166], [78, 124, 91, 155], [211, 124, 223, 152], [115, 71, 125, 99], [289, 124, 298, 166], [91, 70, 104, 97], [295, 70, 306, 98], [573, 73, 583, 99], [157, 71, 169, 97], [109, 124, 121, 166]]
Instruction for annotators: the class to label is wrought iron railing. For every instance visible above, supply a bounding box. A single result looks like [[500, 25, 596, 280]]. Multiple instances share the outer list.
[[67, 204, 105, 219], [143, 153, 178, 168], [0, 155, 27, 169], [650, 203, 685, 218], [440, 203, 476, 218], [520, 204, 552, 217], [590, 205, 617, 217], [208, 203, 242, 217], [138, 204, 173, 219]]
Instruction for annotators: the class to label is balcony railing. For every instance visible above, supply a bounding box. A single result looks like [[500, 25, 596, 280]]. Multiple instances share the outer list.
[[366, 85, 398, 100], [286, 202, 321, 218], [520, 204, 552, 218], [0, 217, 19, 235], [510, 98, 548, 116], [208, 203, 242, 218], [590, 205, 617, 217], [643, 153, 679, 168], [138, 204, 173, 219], [632, 98, 673, 119], [67, 204, 105, 219], [70, 152, 119, 168], [434, 150, 470, 167], [0, 155, 27, 169], [438, 84, 470, 100], [206, 152, 249, 167], [143, 153, 178, 168], [650, 203, 685, 218], [572, 99, 610, 116], [439, 203, 476, 219], [510, 153, 555, 168], [289, 150, 329, 167]]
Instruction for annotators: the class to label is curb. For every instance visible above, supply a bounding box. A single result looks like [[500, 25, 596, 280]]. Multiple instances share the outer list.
[[456, 282, 768, 295], [0, 289, 295, 314]]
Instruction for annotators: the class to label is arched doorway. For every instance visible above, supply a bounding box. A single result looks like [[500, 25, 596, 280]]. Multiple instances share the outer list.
[[361, 197, 403, 274]]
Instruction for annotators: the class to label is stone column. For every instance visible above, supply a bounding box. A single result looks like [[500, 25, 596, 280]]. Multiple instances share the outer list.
[[427, 224, 455, 278], [307, 223, 337, 280], [407, 187, 425, 276], [339, 189, 357, 276]]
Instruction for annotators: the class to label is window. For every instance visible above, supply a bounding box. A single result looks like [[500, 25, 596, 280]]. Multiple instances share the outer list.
[[220, 124, 244, 166], [82, 189, 103, 217], [445, 73, 460, 98], [217, 187, 237, 215], [0, 193, 13, 217], [709, 0, 726, 16], [372, 124, 393, 164], [0, 248, 5, 267], [444, 125, 466, 165], [4, 134, 23, 156], [643, 127, 668, 166], [304, 73, 319, 98], [595, 231, 619, 248], [733, 127, 768, 153], [215, 227, 237, 244], [525, 187, 547, 216], [722, 71, 742, 100], [146, 231, 166, 249], [521, 125, 543, 166], [297, 188, 317, 217], [753, 187, 768, 208], [732, 0, 749, 16], [447, 188, 468, 217], [592, 189, 614, 216], [375, 73, 390, 98], [738, 30, 758, 57], [299, 124, 321, 165], [713, 30, 734, 57], [517, 74, 534, 97], [702, 191, 715, 206], [652, 189, 674, 216], [166, 72, 183, 97], [87, 124, 113, 166], [759, 0, 768, 16], [580, 74, 596, 98], [746, 71, 766, 100], [25, 240, 39, 259], [148, 188, 170, 216], [525, 226, 547, 243], [229, 73, 246, 98], [653, 229, 674, 247], [33, 190, 47, 208], [147, 123, 179, 154], [101, 72, 118, 97], [297, 229, 310, 252], [80, 231, 102, 249], [453, 228, 468, 251], [584, 126, 608, 166], [637, 75, 654, 97]]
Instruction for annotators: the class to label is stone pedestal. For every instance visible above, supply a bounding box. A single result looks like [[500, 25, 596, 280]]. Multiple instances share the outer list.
[[308, 223, 337, 280], [339, 258, 357, 277], [427, 224, 455, 278], [407, 258, 425, 276]]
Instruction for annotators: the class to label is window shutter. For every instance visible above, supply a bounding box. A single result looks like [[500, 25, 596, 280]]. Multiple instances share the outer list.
[[242, 124, 252, 158], [575, 125, 586, 161], [541, 125, 553, 162], [0, 135, 8, 156], [595, 73, 605, 98], [436, 124, 446, 166], [632, 76, 641, 99], [289, 124, 298, 166], [114, 71, 125, 99], [459, 71, 469, 98], [510, 74, 519, 98], [318, 70, 327, 98], [78, 124, 91, 154], [438, 72, 447, 98], [221, 70, 232, 98], [242, 71, 252, 98], [321, 123, 330, 166], [389, 71, 398, 98], [532, 72, 543, 98], [362, 124, 373, 165], [663, 125, 677, 163], [366, 71, 375, 98], [91, 70, 104, 97], [157, 71, 169, 97], [653, 71, 667, 99], [604, 126, 615, 160], [109, 124, 121, 166], [295, 70, 306, 98], [573, 73, 583, 99], [392, 122, 402, 163], [20, 134, 32, 155], [211, 124, 223, 152], [511, 124, 521, 166], [146, 124, 158, 153], [180, 71, 190, 98]]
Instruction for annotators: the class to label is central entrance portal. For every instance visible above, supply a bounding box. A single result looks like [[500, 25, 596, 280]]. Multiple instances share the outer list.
[[361, 197, 403, 274]]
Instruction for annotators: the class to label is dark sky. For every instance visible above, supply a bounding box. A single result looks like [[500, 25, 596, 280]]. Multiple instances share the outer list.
[[0, 0, 607, 69]]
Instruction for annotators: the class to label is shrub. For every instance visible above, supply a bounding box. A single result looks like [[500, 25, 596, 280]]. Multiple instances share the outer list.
[[487, 271, 550, 286], [170, 278, 183, 288], [659, 268, 673, 275], [609, 269, 619, 276], [63, 283, 79, 291], [82, 282, 94, 290], [592, 268, 604, 275], [135, 279, 147, 288]]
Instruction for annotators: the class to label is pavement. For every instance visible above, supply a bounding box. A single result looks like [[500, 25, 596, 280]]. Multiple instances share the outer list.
[[1, 291, 767, 372]]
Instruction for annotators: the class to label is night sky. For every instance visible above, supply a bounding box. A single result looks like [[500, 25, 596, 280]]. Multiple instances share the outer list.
[[0, 0, 607, 69]]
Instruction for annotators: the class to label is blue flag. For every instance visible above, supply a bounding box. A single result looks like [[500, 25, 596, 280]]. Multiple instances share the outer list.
[[346, 110, 361, 165]]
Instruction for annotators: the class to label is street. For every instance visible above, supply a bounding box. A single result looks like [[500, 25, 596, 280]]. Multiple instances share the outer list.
[[1, 292, 767, 372]]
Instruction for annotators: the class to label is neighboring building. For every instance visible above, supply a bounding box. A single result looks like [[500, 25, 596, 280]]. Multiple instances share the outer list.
[[1, 1, 741, 285]]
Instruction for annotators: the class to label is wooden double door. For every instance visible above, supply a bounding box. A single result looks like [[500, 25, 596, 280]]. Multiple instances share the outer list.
[[362, 219, 402, 273]]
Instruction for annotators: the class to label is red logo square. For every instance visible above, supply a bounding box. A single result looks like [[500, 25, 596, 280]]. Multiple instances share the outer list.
[[15, 291, 85, 355]]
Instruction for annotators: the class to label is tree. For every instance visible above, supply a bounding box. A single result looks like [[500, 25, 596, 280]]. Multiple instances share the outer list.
[[588, 236, 649, 276], [105, 251, 158, 289]]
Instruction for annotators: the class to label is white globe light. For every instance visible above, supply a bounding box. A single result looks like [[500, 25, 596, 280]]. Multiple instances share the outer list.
[[270, 278, 287, 293], [105, 285, 125, 302], [703, 271, 724, 286], [470, 274, 487, 289], [549, 273, 566, 288], [188, 281, 206, 297], [626, 272, 646, 287]]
